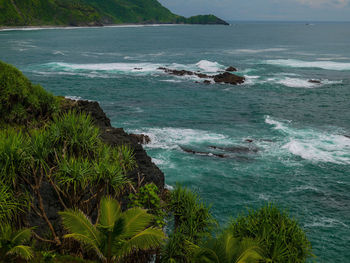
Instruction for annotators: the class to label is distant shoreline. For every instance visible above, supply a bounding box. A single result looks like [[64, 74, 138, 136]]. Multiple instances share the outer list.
[[0, 23, 229, 32], [0, 24, 179, 31]]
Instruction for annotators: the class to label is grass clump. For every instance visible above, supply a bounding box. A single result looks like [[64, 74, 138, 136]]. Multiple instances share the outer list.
[[229, 204, 314, 262], [0, 61, 58, 125]]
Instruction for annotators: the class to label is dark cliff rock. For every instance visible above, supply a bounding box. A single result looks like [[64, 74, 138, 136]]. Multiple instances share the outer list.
[[27, 98, 165, 238], [62, 98, 165, 190], [225, 66, 237, 72]]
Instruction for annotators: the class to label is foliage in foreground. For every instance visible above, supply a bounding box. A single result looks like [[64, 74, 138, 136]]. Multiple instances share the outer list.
[[188, 230, 264, 263], [60, 196, 166, 263], [229, 204, 314, 263], [0, 224, 33, 261]]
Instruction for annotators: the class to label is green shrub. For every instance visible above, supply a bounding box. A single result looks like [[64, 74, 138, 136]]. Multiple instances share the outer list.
[[49, 111, 100, 157], [0, 183, 23, 222], [229, 204, 313, 263], [0, 60, 58, 124], [129, 183, 166, 227]]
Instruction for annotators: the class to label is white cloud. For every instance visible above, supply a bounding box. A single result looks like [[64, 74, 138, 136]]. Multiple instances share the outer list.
[[296, 0, 349, 8]]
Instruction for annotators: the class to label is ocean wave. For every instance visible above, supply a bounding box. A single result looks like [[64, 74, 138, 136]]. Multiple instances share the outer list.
[[265, 59, 350, 71], [196, 60, 224, 72], [304, 217, 348, 228], [265, 116, 350, 164], [269, 76, 342, 88], [33, 60, 225, 79], [228, 48, 288, 54], [129, 127, 230, 150]]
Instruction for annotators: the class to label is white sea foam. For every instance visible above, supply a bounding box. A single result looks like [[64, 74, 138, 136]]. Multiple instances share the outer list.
[[287, 185, 320, 193], [265, 116, 350, 164], [195, 60, 224, 72], [44, 62, 162, 73], [265, 59, 350, 71], [65, 96, 83, 101], [229, 48, 288, 54], [129, 127, 230, 150], [304, 217, 348, 228]]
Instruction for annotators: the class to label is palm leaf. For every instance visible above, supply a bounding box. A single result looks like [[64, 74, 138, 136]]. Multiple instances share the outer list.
[[11, 228, 32, 245], [120, 207, 154, 238], [7, 245, 33, 260], [59, 210, 100, 245], [115, 227, 165, 259], [98, 196, 121, 229]]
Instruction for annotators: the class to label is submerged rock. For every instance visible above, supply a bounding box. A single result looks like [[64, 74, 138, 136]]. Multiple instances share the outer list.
[[180, 146, 226, 158], [308, 79, 321, 84], [209, 145, 259, 153]]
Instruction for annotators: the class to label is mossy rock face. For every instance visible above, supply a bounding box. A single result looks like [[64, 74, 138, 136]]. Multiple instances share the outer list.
[[0, 60, 58, 125]]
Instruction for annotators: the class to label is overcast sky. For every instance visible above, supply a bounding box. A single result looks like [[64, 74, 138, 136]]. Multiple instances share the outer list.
[[158, 0, 350, 21]]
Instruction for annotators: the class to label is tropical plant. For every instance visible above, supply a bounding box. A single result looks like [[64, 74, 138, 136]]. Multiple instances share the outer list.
[[229, 204, 313, 263], [129, 183, 166, 227], [49, 111, 100, 157], [0, 128, 29, 187], [188, 230, 263, 263], [0, 183, 23, 223], [59, 196, 166, 263], [0, 224, 33, 261], [161, 185, 215, 263]]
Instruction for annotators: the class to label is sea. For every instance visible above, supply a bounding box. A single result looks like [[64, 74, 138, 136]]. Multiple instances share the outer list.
[[0, 22, 349, 262]]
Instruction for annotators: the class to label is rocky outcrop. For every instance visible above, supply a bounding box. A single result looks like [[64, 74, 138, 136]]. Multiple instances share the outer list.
[[225, 66, 237, 72], [63, 98, 164, 190], [213, 72, 245, 85], [157, 67, 245, 85], [130, 134, 151, 144]]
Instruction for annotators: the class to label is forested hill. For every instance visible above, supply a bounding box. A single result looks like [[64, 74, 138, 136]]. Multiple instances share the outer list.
[[0, 0, 228, 26]]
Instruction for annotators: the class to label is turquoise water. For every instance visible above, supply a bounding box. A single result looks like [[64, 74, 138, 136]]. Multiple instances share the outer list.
[[1, 23, 350, 262]]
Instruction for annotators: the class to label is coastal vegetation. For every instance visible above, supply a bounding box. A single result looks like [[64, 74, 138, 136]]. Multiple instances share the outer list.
[[0, 60, 313, 262], [0, 0, 228, 27]]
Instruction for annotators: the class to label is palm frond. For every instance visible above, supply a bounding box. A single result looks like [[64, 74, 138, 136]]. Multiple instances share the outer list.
[[11, 228, 32, 245], [115, 227, 166, 259], [98, 196, 121, 229], [59, 209, 100, 245], [6, 245, 33, 260], [120, 207, 154, 238]]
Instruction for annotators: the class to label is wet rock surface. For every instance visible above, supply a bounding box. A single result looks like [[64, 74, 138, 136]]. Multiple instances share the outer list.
[[157, 67, 245, 85]]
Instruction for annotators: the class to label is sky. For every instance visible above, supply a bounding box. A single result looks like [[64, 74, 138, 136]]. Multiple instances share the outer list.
[[158, 0, 350, 21]]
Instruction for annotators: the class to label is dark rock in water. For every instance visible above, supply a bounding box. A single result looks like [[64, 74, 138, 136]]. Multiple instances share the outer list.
[[213, 72, 245, 85], [344, 135, 350, 139], [157, 67, 209, 78], [180, 147, 226, 158], [308, 79, 321, 84], [225, 66, 237, 72], [209, 145, 258, 153], [203, 80, 211, 84], [130, 133, 151, 144], [134, 67, 143, 70], [158, 67, 245, 85], [245, 139, 254, 143]]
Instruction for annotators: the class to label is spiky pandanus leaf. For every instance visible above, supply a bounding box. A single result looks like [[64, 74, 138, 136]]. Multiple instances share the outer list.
[[11, 228, 32, 245]]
